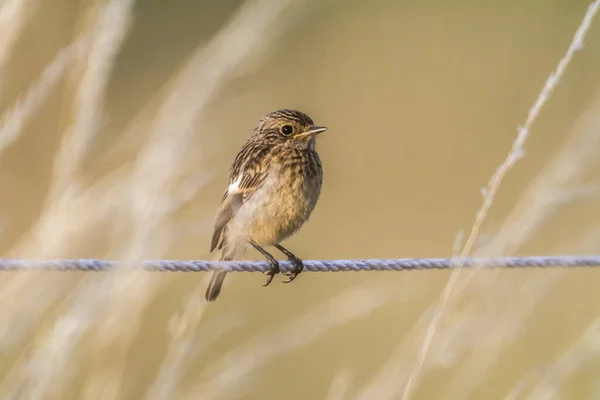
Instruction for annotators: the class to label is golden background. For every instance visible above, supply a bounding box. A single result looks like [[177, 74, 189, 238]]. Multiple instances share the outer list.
[[1, 0, 600, 399]]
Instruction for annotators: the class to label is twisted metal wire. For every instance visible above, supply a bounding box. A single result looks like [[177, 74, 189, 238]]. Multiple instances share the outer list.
[[0, 256, 598, 272]]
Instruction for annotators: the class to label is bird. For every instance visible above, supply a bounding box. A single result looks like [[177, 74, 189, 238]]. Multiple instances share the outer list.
[[205, 109, 327, 302]]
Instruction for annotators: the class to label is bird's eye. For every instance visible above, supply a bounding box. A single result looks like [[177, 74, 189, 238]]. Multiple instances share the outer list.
[[281, 125, 294, 136]]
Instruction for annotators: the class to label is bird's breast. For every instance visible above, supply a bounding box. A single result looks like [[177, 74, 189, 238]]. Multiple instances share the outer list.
[[240, 155, 322, 246]]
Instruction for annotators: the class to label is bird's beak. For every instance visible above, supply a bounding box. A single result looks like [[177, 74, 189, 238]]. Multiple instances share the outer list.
[[294, 126, 327, 140]]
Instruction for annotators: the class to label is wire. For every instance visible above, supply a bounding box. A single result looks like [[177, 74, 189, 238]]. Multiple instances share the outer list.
[[0, 256, 597, 272]]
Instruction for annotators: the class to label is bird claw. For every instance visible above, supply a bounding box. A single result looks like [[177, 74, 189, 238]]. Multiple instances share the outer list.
[[262, 260, 280, 287], [263, 272, 275, 286], [282, 257, 304, 283]]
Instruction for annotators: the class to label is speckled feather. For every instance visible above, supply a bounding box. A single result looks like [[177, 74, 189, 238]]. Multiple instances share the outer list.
[[206, 109, 325, 301], [211, 109, 323, 253]]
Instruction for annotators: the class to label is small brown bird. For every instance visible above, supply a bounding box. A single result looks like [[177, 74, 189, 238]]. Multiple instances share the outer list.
[[205, 109, 327, 302]]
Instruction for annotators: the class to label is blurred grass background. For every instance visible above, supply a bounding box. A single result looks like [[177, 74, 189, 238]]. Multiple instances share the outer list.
[[0, 0, 600, 399]]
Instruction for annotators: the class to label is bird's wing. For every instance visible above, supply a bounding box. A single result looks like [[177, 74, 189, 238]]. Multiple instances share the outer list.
[[210, 146, 270, 252]]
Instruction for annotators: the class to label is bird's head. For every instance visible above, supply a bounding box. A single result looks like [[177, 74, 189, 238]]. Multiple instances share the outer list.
[[254, 109, 327, 148]]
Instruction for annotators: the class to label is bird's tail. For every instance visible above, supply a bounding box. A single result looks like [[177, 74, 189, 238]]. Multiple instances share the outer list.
[[205, 269, 227, 302], [205, 252, 235, 302]]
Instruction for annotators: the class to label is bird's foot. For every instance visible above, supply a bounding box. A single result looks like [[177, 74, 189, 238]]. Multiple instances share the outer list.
[[282, 255, 304, 283], [262, 259, 281, 287]]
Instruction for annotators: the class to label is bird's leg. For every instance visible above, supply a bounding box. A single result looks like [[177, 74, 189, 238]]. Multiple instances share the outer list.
[[250, 241, 280, 286], [274, 244, 304, 283]]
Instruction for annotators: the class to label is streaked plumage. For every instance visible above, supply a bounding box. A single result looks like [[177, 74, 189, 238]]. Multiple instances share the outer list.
[[205, 109, 327, 302]]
